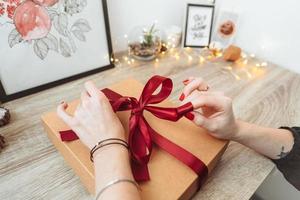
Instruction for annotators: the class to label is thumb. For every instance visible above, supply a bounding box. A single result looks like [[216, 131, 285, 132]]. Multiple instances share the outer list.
[[189, 111, 216, 132]]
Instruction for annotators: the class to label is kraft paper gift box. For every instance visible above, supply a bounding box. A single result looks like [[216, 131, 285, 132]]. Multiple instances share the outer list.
[[42, 77, 228, 200]]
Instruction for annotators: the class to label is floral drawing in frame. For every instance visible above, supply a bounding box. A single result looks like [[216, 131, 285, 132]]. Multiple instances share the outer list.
[[0, 0, 113, 102]]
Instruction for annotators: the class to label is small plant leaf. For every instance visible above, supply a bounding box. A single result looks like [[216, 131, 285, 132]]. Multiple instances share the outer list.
[[8, 29, 23, 48], [53, 13, 68, 36], [59, 38, 71, 57], [41, 33, 58, 52], [48, 9, 58, 20], [71, 18, 91, 32], [33, 40, 49, 60], [72, 30, 86, 41]]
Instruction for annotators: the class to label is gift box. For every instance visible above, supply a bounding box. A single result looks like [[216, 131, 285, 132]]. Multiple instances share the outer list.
[[42, 76, 228, 200]]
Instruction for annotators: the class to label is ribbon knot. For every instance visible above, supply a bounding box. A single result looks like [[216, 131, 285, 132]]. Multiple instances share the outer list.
[[131, 107, 143, 116], [60, 75, 208, 185]]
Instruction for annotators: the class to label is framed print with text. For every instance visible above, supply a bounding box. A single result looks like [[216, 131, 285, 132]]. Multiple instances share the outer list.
[[183, 3, 214, 48]]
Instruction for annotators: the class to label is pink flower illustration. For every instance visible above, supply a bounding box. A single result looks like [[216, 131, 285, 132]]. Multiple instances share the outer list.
[[0, 3, 5, 17], [6, 0, 91, 60], [0, 0, 21, 19], [7, 4, 17, 19], [14, 0, 51, 40], [6, 0, 21, 4], [33, 0, 59, 7]]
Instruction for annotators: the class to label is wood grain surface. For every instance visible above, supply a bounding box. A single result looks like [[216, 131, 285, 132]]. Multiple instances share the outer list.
[[1, 49, 300, 200]]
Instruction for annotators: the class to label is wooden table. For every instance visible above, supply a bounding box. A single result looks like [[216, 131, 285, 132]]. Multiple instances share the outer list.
[[1, 49, 300, 200]]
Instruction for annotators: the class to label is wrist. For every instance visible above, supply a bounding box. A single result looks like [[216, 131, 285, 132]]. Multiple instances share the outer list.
[[230, 120, 245, 142], [93, 143, 129, 163], [93, 143, 134, 195]]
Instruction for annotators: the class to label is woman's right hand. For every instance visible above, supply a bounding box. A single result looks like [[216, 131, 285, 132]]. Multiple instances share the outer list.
[[180, 77, 239, 141], [57, 81, 125, 150]]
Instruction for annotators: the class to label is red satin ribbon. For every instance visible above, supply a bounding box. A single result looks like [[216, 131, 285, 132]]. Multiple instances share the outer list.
[[59, 75, 208, 185]]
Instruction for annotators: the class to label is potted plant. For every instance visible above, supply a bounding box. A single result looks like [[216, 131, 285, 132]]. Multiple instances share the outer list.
[[128, 24, 162, 61]]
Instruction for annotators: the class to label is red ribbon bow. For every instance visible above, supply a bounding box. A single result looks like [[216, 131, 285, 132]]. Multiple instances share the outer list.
[[60, 75, 208, 184]]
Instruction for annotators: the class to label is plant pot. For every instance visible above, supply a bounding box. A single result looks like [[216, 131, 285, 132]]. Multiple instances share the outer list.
[[128, 25, 162, 61]]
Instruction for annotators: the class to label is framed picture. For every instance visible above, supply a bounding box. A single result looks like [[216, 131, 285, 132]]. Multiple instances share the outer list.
[[183, 3, 215, 48], [0, 0, 114, 102], [212, 10, 239, 48]]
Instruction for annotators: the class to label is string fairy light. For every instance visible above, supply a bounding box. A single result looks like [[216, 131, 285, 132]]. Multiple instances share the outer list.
[[109, 34, 268, 81], [250, 53, 256, 58], [199, 56, 205, 64], [261, 62, 268, 67]]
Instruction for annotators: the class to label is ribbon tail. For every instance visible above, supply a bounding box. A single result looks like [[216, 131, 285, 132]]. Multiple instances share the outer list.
[[59, 130, 79, 141], [150, 127, 208, 188], [131, 160, 150, 182]]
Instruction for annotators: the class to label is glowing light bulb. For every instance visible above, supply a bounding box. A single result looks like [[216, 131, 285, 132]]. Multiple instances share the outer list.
[[245, 70, 252, 78], [199, 56, 205, 63], [234, 74, 241, 80], [261, 62, 268, 67]]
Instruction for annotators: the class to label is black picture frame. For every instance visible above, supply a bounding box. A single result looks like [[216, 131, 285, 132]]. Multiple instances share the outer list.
[[0, 0, 114, 103], [183, 3, 215, 48]]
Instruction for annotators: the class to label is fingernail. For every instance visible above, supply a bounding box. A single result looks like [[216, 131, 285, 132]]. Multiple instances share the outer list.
[[179, 93, 185, 101], [182, 79, 189, 85], [185, 112, 195, 121]]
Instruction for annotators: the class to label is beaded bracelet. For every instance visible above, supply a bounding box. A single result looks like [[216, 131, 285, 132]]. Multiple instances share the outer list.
[[90, 138, 129, 162]]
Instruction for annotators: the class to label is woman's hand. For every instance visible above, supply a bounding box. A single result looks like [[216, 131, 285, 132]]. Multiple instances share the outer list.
[[57, 81, 125, 150], [180, 77, 239, 140]]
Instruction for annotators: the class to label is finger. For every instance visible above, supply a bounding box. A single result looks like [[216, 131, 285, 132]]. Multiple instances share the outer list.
[[193, 112, 216, 131], [180, 78, 209, 101], [57, 102, 75, 125], [197, 91, 224, 96], [186, 111, 216, 131], [190, 95, 225, 111], [84, 81, 109, 104], [182, 77, 195, 85], [181, 91, 224, 106], [81, 90, 90, 107], [84, 81, 101, 98]]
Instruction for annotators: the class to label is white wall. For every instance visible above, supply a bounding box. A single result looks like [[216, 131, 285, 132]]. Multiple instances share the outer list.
[[107, 0, 193, 50], [107, 0, 300, 73], [216, 0, 300, 73]]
